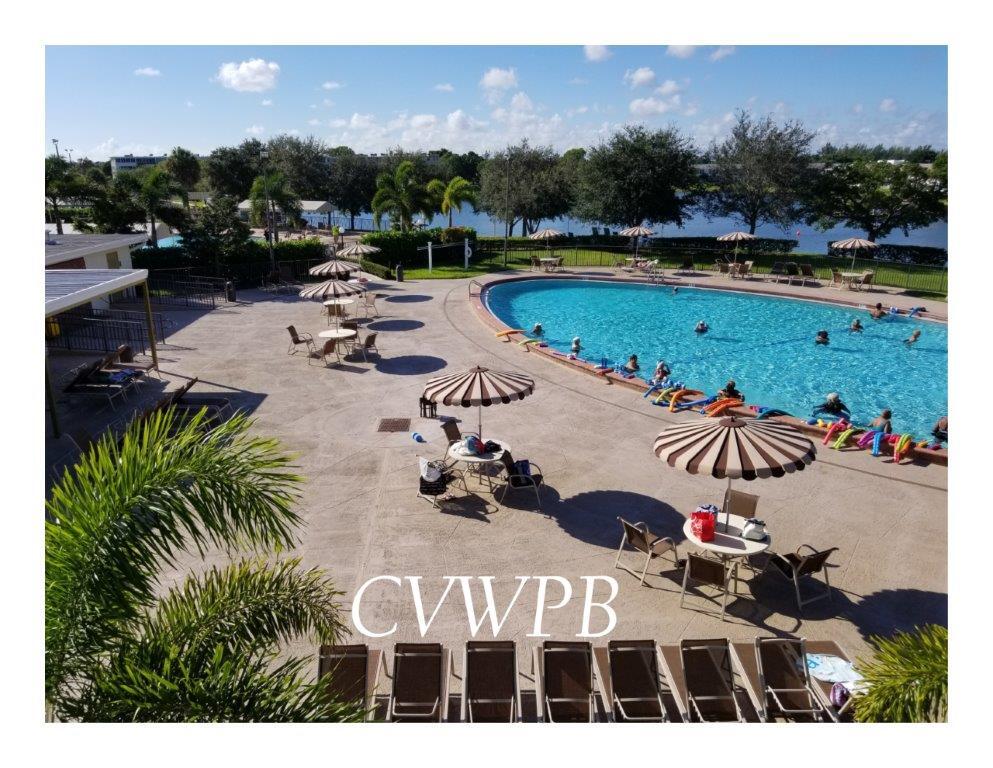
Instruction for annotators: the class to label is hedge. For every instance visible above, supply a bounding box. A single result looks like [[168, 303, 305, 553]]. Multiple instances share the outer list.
[[360, 227, 477, 269], [829, 243, 947, 266], [134, 238, 328, 275]]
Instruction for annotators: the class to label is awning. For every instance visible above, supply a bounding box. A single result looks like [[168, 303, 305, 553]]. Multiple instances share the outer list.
[[45, 268, 149, 317]]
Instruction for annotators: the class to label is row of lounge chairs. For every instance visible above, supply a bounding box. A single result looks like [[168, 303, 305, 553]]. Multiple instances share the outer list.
[[317, 637, 854, 722], [59, 345, 159, 410]]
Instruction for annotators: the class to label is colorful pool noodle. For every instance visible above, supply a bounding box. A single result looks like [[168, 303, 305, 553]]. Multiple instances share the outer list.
[[822, 420, 848, 445], [667, 389, 704, 412], [871, 431, 886, 456], [675, 395, 715, 412], [756, 408, 791, 420], [832, 428, 857, 449], [857, 430, 879, 449], [707, 399, 743, 417]]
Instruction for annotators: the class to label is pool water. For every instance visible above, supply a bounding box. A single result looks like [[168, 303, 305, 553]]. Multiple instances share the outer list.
[[486, 279, 947, 440]]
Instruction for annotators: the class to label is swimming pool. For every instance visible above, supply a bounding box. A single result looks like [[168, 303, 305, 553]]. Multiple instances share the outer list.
[[485, 279, 947, 440]]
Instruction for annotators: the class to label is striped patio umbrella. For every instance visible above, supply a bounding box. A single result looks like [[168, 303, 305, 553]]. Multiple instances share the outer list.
[[529, 228, 565, 257], [717, 231, 758, 264], [653, 416, 816, 530], [308, 258, 360, 278], [618, 226, 655, 258], [299, 278, 365, 329], [830, 237, 878, 272], [422, 366, 535, 438], [336, 242, 383, 259]]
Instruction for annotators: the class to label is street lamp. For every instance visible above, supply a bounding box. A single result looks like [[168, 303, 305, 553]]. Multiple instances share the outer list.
[[66, 148, 74, 163], [502, 151, 511, 267], [51, 138, 61, 159], [260, 150, 275, 271]]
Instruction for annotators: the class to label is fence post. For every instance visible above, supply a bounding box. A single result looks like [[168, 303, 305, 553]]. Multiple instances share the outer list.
[[464, 238, 470, 269], [427, 241, 433, 273]]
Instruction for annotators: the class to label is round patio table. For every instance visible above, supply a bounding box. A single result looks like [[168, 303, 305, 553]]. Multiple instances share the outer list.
[[323, 298, 355, 317], [683, 512, 771, 594], [539, 258, 558, 272], [318, 328, 357, 340], [447, 438, 509, 492]]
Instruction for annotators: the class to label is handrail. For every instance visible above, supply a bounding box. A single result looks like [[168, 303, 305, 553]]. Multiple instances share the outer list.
[[468, 279, 484, 297]]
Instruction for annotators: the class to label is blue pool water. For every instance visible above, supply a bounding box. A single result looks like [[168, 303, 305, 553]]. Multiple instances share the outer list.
[[486, 279, 947, 440], [155, 235, 183, 248]]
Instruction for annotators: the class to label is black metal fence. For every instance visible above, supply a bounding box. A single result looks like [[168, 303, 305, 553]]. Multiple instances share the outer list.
[[45, 305, 168, 355], [118, 270, 231, 309]]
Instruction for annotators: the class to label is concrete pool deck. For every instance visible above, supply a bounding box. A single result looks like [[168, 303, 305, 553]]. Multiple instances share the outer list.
[[45, 267, 947, 677]]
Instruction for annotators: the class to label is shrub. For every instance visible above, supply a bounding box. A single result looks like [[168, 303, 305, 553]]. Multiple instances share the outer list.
[[361, 227, 476, 269], [837, 243, 947, 266]]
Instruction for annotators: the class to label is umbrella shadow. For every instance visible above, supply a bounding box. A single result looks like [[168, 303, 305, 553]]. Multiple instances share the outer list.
[[437, 492, 494, 522], [366, 319, 425, 332], [384, 294, 433, 303], [841, 588, 947, 640], [374, 355, 447, 376]]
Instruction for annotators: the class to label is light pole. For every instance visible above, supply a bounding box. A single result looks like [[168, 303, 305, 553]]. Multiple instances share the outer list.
[[260, 150, 275, 271], [66, 148, 74, 163], [51, 138, 61, 159], [502, 152, 511, 268]]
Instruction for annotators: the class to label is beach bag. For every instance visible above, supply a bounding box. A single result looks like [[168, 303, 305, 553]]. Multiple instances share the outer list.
[[691, 509, 716, 542], [418, 458, 449, 497], [513, 459, 531, 477], [830, 682, 850, 709], [465, 435, 484, 455]]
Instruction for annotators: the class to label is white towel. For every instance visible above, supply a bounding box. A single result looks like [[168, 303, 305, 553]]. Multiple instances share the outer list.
[[806, 653, 865, 690]]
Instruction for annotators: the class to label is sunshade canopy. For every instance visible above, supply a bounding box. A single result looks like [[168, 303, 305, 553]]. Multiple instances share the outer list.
[[717, 231, 759, 242], [309, 259, 360, 277], [618, 226, 655, 237], [298, 279, 365, 300], [830, 237, 878, 250], [336, 242, 383, 258], [423, 366, 535, 407], [528, 228, 565, 240]]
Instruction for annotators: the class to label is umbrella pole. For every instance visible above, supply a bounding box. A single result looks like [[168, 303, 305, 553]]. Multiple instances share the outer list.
[[478, 406, 483, 442], [724, 476, 733, 532]]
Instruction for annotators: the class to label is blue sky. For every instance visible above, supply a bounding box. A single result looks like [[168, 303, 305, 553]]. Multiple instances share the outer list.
[[45, 45, 947, 160]]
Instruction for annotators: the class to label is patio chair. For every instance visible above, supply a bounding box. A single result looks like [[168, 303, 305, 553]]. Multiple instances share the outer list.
[[614, 517, 681, 586], [737, 260, 755, 279], [723, 488, 759, 528], [802, 640, 858, 721], [340, 320, 359, 352], [532, 641, 594, 723], [416, 455, 467, 507], [553, 256, 565, 271], [530, 254, 543, 272], [759, 544, 838, 611], [387, 643, 451, 722], [852, 270, 875, 291], [440, 419, 478, 447], [593, 640, 671, 722], [678, 639, 747, 722], [731, 637, 825, 722], [676, 256, 694, 275], [783, 261, 801, 283], [286, 325, 316, 356], [354, 332, 380, 362], [496, 450, 544, 509], [318, 643, 387, 721], [680, 553, 732, 621], [359, 292, 384, 318], [310, 339, 341, 367], [768, 261, 787, 282], [461, 641, 521, 722], [799, 263, 819, 286], [829, 268, 846, 290], [714, 260, 731, 276]]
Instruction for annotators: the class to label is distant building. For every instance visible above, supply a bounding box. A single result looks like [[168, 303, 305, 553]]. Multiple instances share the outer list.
[[110, 154, 167, 175]]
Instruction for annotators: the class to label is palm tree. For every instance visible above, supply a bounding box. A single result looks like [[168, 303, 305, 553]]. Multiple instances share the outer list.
[[854, 624, 947, 723], [371, 160, 433, 232], [427, 176, 477, 228], [164, 146, 202, 211], [249, 170, 300, 244], [118, 166, 187, 247], [46, 154, 83, 235], [46, 409, 361, 722]]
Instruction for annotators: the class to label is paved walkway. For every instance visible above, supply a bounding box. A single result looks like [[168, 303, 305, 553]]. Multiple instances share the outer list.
[[48, 269, 947, 669]]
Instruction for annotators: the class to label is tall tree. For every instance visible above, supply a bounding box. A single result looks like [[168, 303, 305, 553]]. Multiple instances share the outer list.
[[700, 111, 816, 234], [164, 147, 202, 210], [46, 409, 361, 722], [327, 147, 378, 230], [249, 170, 300, 243], [74, 174, 146, 234], [371, 160, 433, 232], [266, 134, 331, 200], [117, 167, 188, 246], [806, 159, 947, 241], [573, 125, 699, 229], [437, 149, 485, 184], [426, 176, 477, 227], [205, 139, 264, 199], [178, 195, 252, 275], [478, 142, 571, 236], [45, 154, 83, 235]]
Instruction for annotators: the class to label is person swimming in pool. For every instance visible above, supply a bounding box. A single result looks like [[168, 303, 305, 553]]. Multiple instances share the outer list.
[[694, 320, 709, 334], [870, 409, 893, 434], [672, 286, 679, 295], [931, 416, 948, 444], [719, 380, 744, 401], [623, 355, 641, 373], [905, 328, 922, 347], [850, 318, 864, 333], [869, 302, 886, 320], [815, 330, 830, 345], [532, 322, 543, 336], [570, 336, 581, 354], [813, 392, 850, 419], [652, 360, 671, 384]]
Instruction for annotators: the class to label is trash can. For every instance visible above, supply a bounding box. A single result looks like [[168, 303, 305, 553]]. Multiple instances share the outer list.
[[225, 281, 237, 302], [396, 263, 404, 282]]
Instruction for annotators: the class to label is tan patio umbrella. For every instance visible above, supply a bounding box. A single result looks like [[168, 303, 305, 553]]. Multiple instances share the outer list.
[[831, 237, 878, 273], [308, 258, 361, 278], [529, 228, 565, 258], [299, 278, 365, 329], [653, 416, 816, 531], [619, 225, 655, 259], [422, 365, 535, 439], [336, 241, 383, 259], [717, 231, 758, 264]]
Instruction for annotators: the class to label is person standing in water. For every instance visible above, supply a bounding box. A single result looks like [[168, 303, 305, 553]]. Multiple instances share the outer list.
[[905, 328, 922, 347], [694, 320, 709, 334], [850, 318, 864, 333]]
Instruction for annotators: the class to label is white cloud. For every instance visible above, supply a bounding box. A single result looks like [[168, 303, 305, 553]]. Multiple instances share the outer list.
[[245, 125, 265, 135], [692, 112, 736, 143], [629, 95, 682, 116], [509, 91, 533, 112], [853, 103, 864, 114], [655, 79, 680, 96], [480, 67, 518, 90], [134, 67, 161, 77], [216, 59, 280, 92], [184, 100, 194, 108], [90, 137, 164, 160], [349, 113, 375, 129], [261, 99, 273, 106], [434, 83, 454, 92], [879, 98, 897, 112], [307, 118, 321, 126], [409, 113, 437, 129], [323, 98, 334, 107], [623, 67, 656, 89], [569, 77, 589, 85], [709, 46, 736, 62], [666, 45, 697, 59], [322, 81, 343, 90], [328, 118, 348, 128], [584, 45, 612, 62]]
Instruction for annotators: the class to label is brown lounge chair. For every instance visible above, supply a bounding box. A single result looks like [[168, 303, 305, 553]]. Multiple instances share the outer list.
[[318, 644, 387, 721], [168, 377, 233, 421], [768, 261, 787, 282], [658, 639, 750, 722], [753, 544, 838, 611], [109, 344, 159, 377], [440, 419, 478, 447], [387, 643, 451, 722], [803, 640, 857, 721], [730, 638, 826, 722], [533, 641, 594, 722], [614, 517, 681, 586], [461, 641, 521, 722], [593, 640, 676, 722], [799, 263, 819, 286]]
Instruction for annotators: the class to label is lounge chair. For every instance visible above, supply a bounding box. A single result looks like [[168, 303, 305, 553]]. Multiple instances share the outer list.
[[111, 344, 159, 377], [614, 517, 681, 586], [461, 641, 521, 722], [783, 262, 801, 283], [496, 450, 544, 509], [802, 640, 858, 721], [170, 377, 233, 421], [680, 553, 733, 621], [593, 640, 672, 722], [829, 269, 845, 290], [768, 262, 787, 282], [354, 331, 380, 362], [731, 637, 826, 722], [311, 339, 341, 367], [799, 263, 818, 286], [532, 641, 594, 722], [387, 643, 451, 722], [62, 357, 135, 410], [287, 325, 316, 356], [318, 643, 387, 721], [756, 544, 838, 611], [676, 639, 747, 722], [714, 260, 731, 276]]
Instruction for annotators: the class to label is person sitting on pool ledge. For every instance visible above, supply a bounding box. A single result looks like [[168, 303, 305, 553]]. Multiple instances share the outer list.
[[931, 415, 948, 444], [694, 320, 709, 334], [905, 328, 922, 347], [570, 336, 581, 355], [719, 380, 744, 402], [870, 408, 894, 434], [623, 355, 640, 374], [869, 302, 886, 320], [850, 318, 864, 333], [813, 392, 850, 419], [815, 330, 830, 345], [651, 360, 671, 384]]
